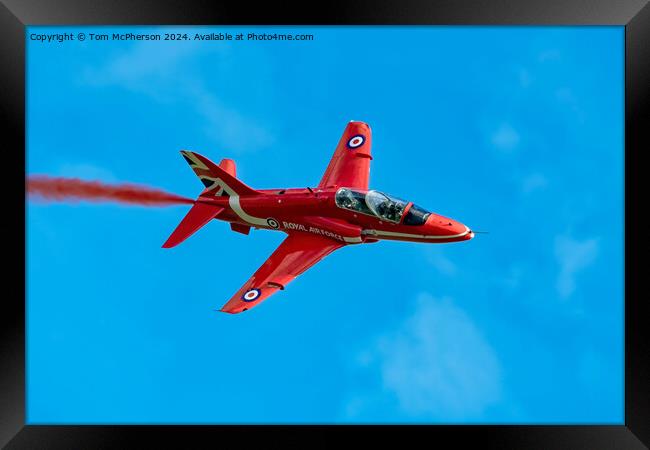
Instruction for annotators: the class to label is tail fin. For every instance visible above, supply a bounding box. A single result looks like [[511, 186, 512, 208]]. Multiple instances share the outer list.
[[180, 151, 258, 197], [162, 151, 256, 249], [218, 158, 236, 178]]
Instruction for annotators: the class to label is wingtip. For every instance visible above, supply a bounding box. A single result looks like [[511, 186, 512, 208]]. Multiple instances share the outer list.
[[349, 119, 370, 127], [161, 237, 180, 248]]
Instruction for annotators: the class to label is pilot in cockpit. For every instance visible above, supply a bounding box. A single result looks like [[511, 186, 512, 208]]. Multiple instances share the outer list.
[[382, 201, 400, 222], [338, 189, 360, 211], [335, 188, 410, 224]]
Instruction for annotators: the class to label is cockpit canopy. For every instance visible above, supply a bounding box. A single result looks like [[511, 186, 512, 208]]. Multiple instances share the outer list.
[[335, 187, 431, 225]]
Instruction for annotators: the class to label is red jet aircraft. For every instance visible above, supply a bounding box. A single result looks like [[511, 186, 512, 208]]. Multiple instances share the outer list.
[[163, 121, 474, 313]]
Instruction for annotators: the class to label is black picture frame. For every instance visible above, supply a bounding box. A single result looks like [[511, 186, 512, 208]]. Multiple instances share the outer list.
[[2, 1, 647, 448]]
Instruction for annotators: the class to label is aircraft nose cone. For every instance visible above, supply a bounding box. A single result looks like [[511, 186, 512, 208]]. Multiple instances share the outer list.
[[445, 219, 467, 236], [455, 224, 473, 240], [454, 222, 474, 240], [426, 215, 472, 240]]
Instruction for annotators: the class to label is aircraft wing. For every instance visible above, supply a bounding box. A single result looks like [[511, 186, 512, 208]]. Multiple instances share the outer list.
[[318, 121, 372, 190], [220, 233, 345, 314]]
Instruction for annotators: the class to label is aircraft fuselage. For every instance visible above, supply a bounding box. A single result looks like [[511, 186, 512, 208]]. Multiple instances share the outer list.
[[197, 187, 474, 245]]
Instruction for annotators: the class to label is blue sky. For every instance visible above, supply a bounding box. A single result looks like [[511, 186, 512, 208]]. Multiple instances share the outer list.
[[26, 26, 624, 423]]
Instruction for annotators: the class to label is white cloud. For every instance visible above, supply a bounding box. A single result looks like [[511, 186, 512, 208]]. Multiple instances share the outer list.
[[518, 68, 532, 88], [425, 248, 457, 276], [341, 395, 368, 419], [346, 294, 502, 420], [491, 123, 520, 152], [187, 83, 274, 153], [499, 265, 524, 291], [81, 40, 273, 153], [82, 40, 206, 100], [56, 163, 117, 182], [538, 49, 561, 62], [554, 235, 599, 298], [522, 173, 548, 194], [555, 87, 585, 123]]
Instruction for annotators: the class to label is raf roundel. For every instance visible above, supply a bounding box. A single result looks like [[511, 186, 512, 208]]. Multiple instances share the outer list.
[[242, 288, 261, 302], [267, 218, 280, 229], [347, 134, 365, 149]]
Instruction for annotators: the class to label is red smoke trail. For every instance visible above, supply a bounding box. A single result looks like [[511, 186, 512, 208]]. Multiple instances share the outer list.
[[27, 175, 194, 206]]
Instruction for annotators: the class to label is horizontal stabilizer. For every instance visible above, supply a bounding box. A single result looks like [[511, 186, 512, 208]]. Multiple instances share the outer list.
[[162, 202, 224, 248]]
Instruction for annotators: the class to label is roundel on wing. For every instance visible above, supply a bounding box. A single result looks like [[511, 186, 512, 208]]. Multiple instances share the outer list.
[[347, 134, 365, 149], [242, 288, 261, 302]]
